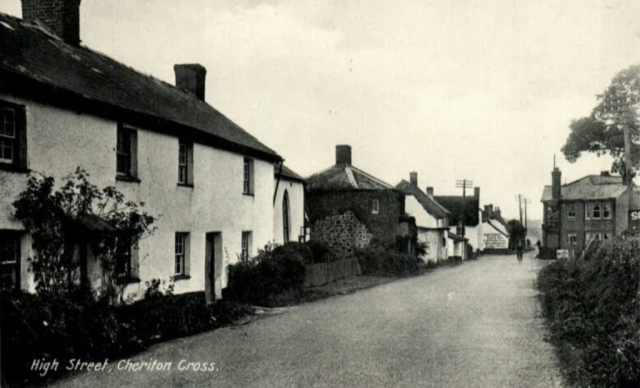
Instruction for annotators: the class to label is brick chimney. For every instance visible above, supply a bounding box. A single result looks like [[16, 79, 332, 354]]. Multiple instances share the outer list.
[[22, 0, 81, 45], [174, 64, 207, 101], [552, 167, 561, 201], [410, 172, 418, 186], [474, 187, 480, 198], [426, 187, 434, 196], [336, 145, 352, 165]]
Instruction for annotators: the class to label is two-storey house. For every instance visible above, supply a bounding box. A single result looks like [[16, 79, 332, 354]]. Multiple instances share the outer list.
[[0, 0, 292, 302], [541, 168, 637, 258]]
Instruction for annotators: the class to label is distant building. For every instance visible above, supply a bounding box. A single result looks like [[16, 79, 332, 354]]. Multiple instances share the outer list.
[[306, 145, 416, 257], [396, 172, 450, 263], [434, 187, 484, 253], [447, 232, 468, 260], [481, 205, 510, 252], [541, 169, 638, 258]]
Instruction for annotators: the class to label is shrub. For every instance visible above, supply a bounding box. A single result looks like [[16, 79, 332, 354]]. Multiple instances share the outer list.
[[227, 243, 307, 305], [355, 244, 420, 277], [537, 237, 640, 387], [1, 289, 251, 388], [305, 239, 334, 263]]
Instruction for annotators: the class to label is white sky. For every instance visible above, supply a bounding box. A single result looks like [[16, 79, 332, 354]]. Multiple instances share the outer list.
[[3, 0, 640, 220]]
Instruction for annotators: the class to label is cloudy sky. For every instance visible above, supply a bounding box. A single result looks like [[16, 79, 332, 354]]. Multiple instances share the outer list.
[[3, 0, 640, 220]]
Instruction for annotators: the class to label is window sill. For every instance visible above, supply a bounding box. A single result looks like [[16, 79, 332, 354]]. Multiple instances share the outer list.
[[116, 175, 141, 183], [172, 274, 191, 281], [116, 276, 141, 285], [177, 183, 194, 188], [0, 163, 29, 173], [243, 192, 254, 197]]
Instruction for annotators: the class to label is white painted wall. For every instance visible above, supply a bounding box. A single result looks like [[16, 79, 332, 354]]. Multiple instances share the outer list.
[[405, 196, 438, 228], [482, 221, 509, 249], [418, 229, 447, 263], [273, 178, 305, 245], [0, 94, 277, 299]]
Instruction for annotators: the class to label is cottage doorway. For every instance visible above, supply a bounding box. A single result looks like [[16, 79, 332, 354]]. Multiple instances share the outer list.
[[205, 232, 222, 304]]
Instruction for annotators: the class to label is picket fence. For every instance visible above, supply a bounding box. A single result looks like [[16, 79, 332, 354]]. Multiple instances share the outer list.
[[304, 258, 362, 288]]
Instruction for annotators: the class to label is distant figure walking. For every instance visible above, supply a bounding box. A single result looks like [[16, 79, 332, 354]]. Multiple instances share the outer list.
[[516, 242, 523, 262]]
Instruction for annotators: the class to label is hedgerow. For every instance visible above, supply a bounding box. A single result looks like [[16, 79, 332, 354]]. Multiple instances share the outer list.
[[537, 238, 640, 387]]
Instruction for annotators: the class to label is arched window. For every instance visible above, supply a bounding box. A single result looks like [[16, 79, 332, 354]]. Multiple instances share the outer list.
[[283, 190, 290, 243]]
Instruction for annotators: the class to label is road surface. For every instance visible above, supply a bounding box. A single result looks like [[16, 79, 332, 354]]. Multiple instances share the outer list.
[[52, 252, 563, 387]]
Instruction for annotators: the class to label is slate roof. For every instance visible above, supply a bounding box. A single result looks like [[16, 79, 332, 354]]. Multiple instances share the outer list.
[[275, 164, 305, 183], [541, 175, 630, 202], [306, 163, 393, 191], [482, 206, 510, 230], [0, 13, 280, 161], [485, 219, 510, 238], [395, 180, 449, 219], [433, 195, 480, 226]]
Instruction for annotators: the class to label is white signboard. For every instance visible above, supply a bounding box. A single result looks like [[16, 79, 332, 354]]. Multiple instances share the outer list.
[[556, 249, 569, 259], [483, 233, 508, 249]]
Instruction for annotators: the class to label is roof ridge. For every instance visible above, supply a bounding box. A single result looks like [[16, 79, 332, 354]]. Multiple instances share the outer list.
[[0, 12, 280, 160], [348, 165, 393, 188]]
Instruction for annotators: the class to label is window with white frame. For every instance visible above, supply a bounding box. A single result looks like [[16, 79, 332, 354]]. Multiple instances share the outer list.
[[0, 232, 20, 290], [115, 238, 138, 279], [0, 101, 26, 169], [241, 231, 252, 261], [568, 233, 577, 245], [586, 232, 603, 242], [116, 124, 137, 179], [567, 204, 575, 219], [1, 107, 16, 164], [586, 202, 611, 220], [243, 158, 254, 195], [178, 141, 194, 186], [174, 233, 189, 276], [372, 199, 380, 214]]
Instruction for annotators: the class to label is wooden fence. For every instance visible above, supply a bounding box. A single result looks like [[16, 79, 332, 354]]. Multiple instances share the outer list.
[[304, 258, 362, 288]]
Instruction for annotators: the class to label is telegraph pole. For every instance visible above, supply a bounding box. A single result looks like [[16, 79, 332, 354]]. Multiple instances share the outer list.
[[456, 179, 473, 241], [518, 194, 523, 225]]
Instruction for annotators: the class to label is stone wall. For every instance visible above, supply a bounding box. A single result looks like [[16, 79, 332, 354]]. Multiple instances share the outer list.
[[306, 189, 404, 248], [311, 211, 372, 258]]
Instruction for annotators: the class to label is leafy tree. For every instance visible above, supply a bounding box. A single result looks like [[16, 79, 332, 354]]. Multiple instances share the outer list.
[[562, 64, 640, 180], [508, 219, 526, 248], [12, 168, 155, 300]]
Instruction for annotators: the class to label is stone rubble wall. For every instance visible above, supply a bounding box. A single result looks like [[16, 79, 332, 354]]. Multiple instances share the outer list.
[[310, 211, 372, 258]]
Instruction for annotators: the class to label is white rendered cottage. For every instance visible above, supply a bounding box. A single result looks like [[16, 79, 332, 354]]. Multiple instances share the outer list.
[[395, 173, 450, 263], [0, 2, 297, 302]]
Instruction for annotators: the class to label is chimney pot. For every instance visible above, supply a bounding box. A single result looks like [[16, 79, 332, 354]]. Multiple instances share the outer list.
[[336, 145, 352, 165], [552, 167, 562, 201], [174, 64, 207, 101], [474, 187, 480, 198], [22, 0, 81, 45], [409, 172, 418, 186], [426, 187, 434, 196]]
